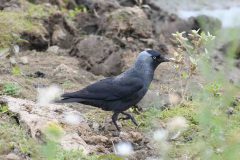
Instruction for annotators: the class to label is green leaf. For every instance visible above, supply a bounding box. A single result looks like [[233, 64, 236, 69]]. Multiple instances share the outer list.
[[0, 104, 9, 114], [11, 66, 21, 76], [98, 154, 124, 160], [181, 71, 189, 79], [189, 56, 197, 65]]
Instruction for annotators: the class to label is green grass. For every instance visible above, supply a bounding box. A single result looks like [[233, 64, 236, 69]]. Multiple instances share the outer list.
[[130, 100, 240, 159], [0, 83, 21, 96], [0, 115, 99, 160], [132, 103, 198, 131], [41, 141, 99, 160], [68, 5, 88, 19], [25, 1, 55, 19], [0, 104, 9, 114], [0, 11, 40, 48], [0, 0, 56, 48], [0, 121, 41, 158], [55, 149, 99, 160], [62, 80, 75, 89]]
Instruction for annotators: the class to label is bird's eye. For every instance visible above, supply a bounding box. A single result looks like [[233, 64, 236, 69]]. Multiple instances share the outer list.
[[152, 56, 156, 60]]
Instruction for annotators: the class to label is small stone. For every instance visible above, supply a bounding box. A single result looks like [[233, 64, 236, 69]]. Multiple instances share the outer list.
[[6, 153, 20, 160], [53, 64, 77, 76], [110, 137, 121, 143], [34, 71, 45, 78], [92, 122, 100, 132], [20, 56, 28, 65], [127, 37, 134, 42], [9, 57, 17, 65], [10, 45, 20, 55], [112, 131, 120, 137], [47, 45, 60, 54], [85, 135, 108, 144], [61, 133, 90, 154], [119, 131, 130, 140], [96, 145, 109, 153], [130, 131, 143, 142], [140, 38, 156, 46], [226, 107, 234, 116], [77, 123, 92, 134], [52, 25, 67, 45]]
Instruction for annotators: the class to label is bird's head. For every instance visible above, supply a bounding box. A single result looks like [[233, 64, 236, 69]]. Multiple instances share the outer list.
[[136, 50, 178, 69]]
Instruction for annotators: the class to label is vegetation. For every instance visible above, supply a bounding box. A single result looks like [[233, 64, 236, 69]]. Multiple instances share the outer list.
[[41, 122, 99, 160], [0, 119, 99, 160], [68, 5, 88, 19], [0, 0, 56, 48], [123, 30, 240, 159], [0, 83, 21, 96], [0, 121, 40, 158], [0, 0, 240, 159]]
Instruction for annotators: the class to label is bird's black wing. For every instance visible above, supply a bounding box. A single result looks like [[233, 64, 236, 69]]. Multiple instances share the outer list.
[[61, 77, 144, 101]]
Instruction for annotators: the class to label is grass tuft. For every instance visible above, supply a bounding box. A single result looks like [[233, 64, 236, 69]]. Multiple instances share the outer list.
[[0, 1, 56, 48]]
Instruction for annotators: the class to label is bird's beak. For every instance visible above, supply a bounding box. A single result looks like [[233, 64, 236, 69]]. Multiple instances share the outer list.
[[163, 57, 179, 63]]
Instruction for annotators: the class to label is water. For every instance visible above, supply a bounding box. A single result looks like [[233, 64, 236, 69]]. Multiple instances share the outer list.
[[178, 7, 240, 28]]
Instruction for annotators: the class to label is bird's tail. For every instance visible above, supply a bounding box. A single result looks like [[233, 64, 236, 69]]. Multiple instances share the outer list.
[[55, 97, 83, 103]]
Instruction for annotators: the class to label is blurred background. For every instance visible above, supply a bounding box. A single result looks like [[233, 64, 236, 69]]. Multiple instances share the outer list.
[[0, 0, 240, 160]]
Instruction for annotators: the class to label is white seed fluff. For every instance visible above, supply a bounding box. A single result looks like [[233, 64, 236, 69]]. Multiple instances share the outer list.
[[115, 142, 133, 156], [153, 129, 168, 142], [37, 85, 62, 105], [63, 112, 82, 125], [168, 93, 181, 105], [167, 116, 188, 132]]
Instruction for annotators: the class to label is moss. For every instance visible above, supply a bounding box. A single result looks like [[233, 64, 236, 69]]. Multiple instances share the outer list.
[[25, 3, 55, 19], [132, 103, 201, 158], [85, 109, 109, 124], [68, 5, 88, 19], [166, 101, 240, 159], [62, 80, 75, 89], [0, 11, 37, 48], [0, 0, 56, 48], [0, 116, 98, 160], [0, 83, 21, 97], [111, 11, 130, 22], [0, 121, 41, 158], [55, 149, 98, 160], [134, 102, 198, 131]]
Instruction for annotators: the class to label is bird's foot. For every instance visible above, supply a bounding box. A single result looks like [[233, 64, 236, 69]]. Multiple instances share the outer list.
[[118, 116, 130, 121], [121, 112, 139, 127], [132, 105, 143, 114]]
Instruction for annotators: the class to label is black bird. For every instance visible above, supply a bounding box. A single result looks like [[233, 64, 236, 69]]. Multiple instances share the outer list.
[[57, 50, 177, 131]]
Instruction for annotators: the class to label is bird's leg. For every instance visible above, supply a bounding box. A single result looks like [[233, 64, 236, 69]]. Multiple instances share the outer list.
[[132, 104, 143, 114], [118, 116, 130, 121], [120, 112, 138, 126], [112, 112, 121, 131]]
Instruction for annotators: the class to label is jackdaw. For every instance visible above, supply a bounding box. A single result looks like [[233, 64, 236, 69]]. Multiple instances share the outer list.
[[57, 50, 177, 131]]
